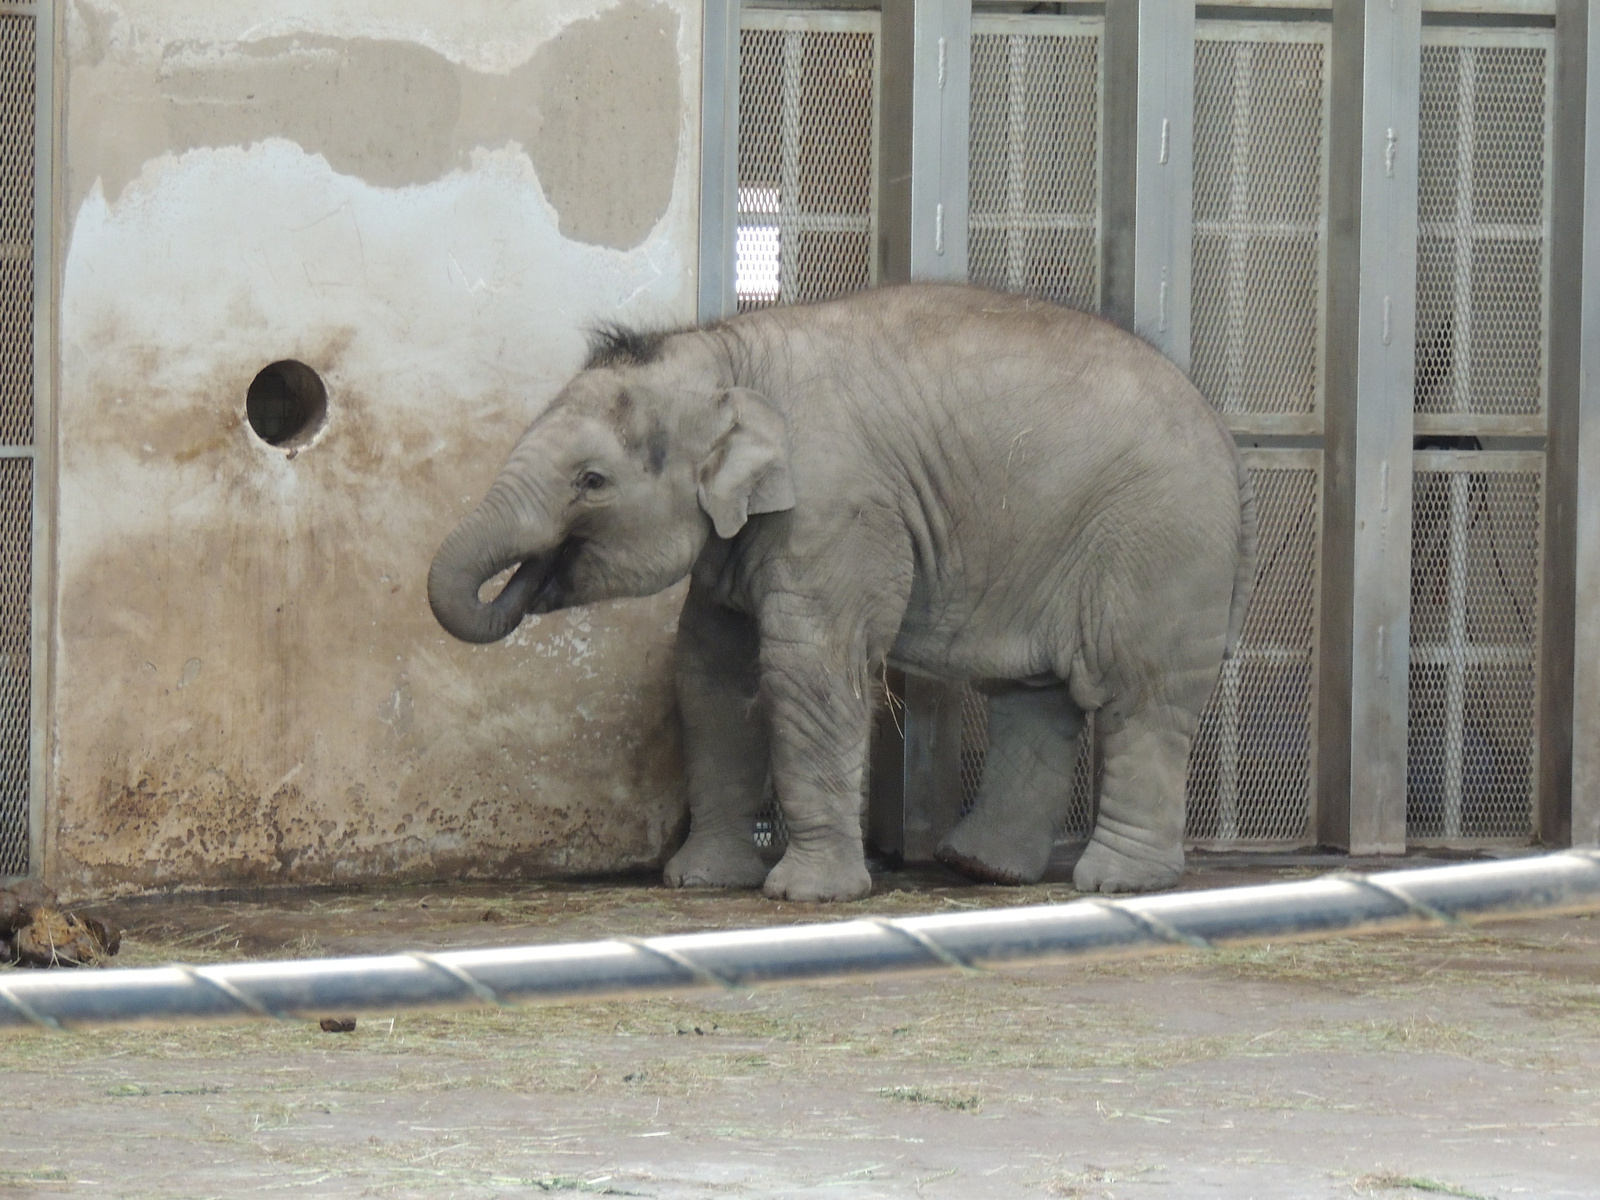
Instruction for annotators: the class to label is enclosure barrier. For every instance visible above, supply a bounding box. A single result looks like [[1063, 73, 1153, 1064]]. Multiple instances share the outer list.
[[2, 851, 1598, 1033]]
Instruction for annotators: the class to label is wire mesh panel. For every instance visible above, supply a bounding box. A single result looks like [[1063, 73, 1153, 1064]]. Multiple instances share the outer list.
[[0, 14, 32, 449], [967, 15, 1102, 311], [1414, 29, 1552, 433], [1187, 451, 1322, 846], [957, 686, 1095, 842], [0, 11, 30, 876], [0, 459, 27, 874], [737, 11, 878, 312], [1190, 22, 1330, 435], [1408, 452, 1542, 842]]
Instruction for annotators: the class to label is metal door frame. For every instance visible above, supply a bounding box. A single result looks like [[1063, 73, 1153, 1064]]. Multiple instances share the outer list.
[[0, 0, 54, 882], [699, 0, 1600, 859]]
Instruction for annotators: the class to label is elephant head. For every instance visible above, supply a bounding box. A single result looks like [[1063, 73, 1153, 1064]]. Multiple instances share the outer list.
[[428, 345, 796, 644]]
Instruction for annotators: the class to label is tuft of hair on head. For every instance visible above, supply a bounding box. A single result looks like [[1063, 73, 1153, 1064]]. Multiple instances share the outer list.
[[584, 324, 672, 370]]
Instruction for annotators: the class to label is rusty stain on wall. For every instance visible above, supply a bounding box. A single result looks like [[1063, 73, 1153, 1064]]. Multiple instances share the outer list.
[[52, 0, 701, 896], [67, 0, 682, 249]]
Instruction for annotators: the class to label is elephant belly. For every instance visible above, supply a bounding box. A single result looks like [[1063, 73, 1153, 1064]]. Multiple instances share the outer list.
[[887, 614, 1058, 684]]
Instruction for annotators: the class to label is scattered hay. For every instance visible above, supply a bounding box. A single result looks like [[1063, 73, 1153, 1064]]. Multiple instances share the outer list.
[[1351, 1172, 1493, 1198], [873, 1084, 981, 1111]]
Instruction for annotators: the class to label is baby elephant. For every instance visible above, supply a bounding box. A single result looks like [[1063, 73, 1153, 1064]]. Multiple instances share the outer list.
[[429, 285, 1255, 901]]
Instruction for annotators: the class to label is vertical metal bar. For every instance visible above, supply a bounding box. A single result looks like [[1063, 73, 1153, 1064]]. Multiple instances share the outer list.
[[1565, 0, 1599, 849], [1443, 470, 1470, 839], [1224, 42, 1254, 413], [1321, 0, 1420, 855], [23, 0, 50, 881], [1131, 0, 1195, 368], [907, 0, 970, 281], [874, 0, 970, 862], [1217, 657, 1242, 842], [697, 0, 741, 323], [1449, 48, 1476, 419], [778, 29, 802, 307], [1101, 0, 1136, 327], [1005, 34, 1027, 293], [900, 674, 966, 862]]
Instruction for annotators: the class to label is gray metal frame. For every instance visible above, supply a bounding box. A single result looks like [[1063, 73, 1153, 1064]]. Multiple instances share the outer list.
[[1102, 0, 1195, 366], [0, 0, 51, 882], [28, 0, 52, 882], [1135, 0, 1195, 367], [698, 0, 741, 323], [1317, 0, 1422, 856], [716, 0, 1597, 863], [874, 0, 973, 861], [1568, 0, 1600, 848], [880, 0, 970, 284]]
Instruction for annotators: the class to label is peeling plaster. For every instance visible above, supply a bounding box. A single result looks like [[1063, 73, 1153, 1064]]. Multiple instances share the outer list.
[[67, 0, 683, 249]]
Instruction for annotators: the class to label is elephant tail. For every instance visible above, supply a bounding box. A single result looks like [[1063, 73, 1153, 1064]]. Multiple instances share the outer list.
[[1224, 447, 1258, 661]]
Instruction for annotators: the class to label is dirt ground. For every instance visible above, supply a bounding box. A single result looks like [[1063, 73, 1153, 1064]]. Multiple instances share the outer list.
[[2, 854, 1597, 1200]]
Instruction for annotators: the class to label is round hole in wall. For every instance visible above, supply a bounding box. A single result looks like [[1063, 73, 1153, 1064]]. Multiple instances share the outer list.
[[246, 360, 327, 449]]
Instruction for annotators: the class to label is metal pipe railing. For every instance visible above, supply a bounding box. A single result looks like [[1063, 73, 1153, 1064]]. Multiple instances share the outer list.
[[2, 850, 1597, 1032]]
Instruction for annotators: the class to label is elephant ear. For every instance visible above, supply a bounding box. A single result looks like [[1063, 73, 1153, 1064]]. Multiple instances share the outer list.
[[697, 387, 796, 539]]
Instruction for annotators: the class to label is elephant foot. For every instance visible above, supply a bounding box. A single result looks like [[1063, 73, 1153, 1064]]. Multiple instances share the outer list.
[[762, 847, 872, 903], [1072, 836, 1183, 894], [664, 833, 769, 890], [935, 815, 1051, 886]]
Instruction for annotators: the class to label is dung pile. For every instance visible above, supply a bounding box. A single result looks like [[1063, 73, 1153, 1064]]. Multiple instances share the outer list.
[[0, 881, 120, 968]]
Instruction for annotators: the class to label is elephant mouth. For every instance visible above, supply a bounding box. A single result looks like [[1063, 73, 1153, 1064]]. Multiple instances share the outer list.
[[485, 536, 585, 618]]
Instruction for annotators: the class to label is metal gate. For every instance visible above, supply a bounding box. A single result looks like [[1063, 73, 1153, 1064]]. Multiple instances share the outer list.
[[967, 12, 1103, 310], [1409, 20, 1553, 843], [706, 0, 1588, 860], [735, 9, 879, 312], [1185, 15, 1330, 847], [0, 6, 38, 879]]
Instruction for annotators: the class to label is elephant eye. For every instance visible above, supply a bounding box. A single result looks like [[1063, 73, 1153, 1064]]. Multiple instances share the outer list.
[[576, 470, 608, 493]]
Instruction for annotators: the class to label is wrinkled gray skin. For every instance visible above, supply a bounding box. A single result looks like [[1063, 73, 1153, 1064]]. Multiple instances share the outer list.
[[429, 285, 1256, 902]]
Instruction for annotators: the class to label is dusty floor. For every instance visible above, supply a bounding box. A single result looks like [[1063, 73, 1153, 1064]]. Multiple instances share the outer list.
[[1, 855, 1597, 1200]]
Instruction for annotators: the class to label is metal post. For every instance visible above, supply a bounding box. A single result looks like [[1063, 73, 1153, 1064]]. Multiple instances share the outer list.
[[1101, 0, 1193, 366], [697, 0, 740, 323], [1541, 0, 1586, 849], [1320, 0, 1420, 855], [875, 0, 970, 862], [879, 0, 970, 284], [1566, 0, 1600, 849], [1134, 0, 1194, 367]]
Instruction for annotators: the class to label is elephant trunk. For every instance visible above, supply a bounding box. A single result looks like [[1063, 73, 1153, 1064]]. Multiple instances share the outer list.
[[427, 484, 562, 644]]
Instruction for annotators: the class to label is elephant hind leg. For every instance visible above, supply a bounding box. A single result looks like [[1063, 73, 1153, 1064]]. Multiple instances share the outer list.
[[1073, 662, 1216, 894], [936, 685, 1084, 885]]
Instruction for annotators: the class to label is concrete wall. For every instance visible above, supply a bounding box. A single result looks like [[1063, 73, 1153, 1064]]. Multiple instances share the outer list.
[[50, 0, 701, 894]]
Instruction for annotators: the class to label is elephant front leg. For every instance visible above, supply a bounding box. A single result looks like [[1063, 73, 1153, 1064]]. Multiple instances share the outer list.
[[937, 686, 1084, 885], [665, 587, 771, 889], [758, 639, 875, 903]]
